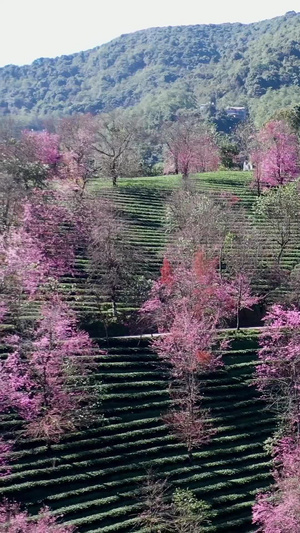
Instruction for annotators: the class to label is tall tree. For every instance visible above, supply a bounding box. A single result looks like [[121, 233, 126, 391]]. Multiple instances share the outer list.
[[138, 473, 211, 533], [0, 128, 61, 231], [163, 117, 220, 179], [251, 120, 300, 188], [223, 222, 260, 329], [85, 196, 145, 322], [1, 296, 100, 445], [142, 252, 232, 457], [255, 304, 300, 434], [59, 114, 97, 196], [253, 437, 300, 532], [0, 189, 76, 316], [93, 111, 141, 186], [0, 129, 59, 191]]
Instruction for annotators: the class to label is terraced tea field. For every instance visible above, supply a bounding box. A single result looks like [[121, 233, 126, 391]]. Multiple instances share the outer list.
[[64, 170, 300, 317], [0, 330, 274, 532], [2, 171, 290, 531], [15, 170, 300, 322]]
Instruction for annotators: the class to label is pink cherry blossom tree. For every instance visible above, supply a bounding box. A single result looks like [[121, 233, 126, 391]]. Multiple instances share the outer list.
[[255, 304, 300, 434], [22, 189, 76, 278], [253, 306, 300, 531], [0, 129, 60, 191], [142, 251, 232, 457], [253, 438, 300, 532], [1, 295, 101, 445], [21, 130, 61, 169], [0, 189, 77, 317], [0, 500, 75, 532], [154, 307, 219, 458], [163, 117, 220, 179], [58, 114, 97, 196], [0, 226, 46, 307], [251, 120, 300, 189]]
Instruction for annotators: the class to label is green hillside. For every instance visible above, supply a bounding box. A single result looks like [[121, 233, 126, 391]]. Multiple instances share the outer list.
[[1, 11, 300, 122]]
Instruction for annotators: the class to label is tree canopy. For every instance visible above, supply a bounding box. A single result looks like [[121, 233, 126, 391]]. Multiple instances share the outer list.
[[1, 12, 300, 123]]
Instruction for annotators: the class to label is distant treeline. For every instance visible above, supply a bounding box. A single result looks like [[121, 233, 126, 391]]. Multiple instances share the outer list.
[[1, 11, 300, 125]]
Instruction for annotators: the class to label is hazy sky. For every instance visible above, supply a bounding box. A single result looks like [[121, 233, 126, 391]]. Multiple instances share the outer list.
[[1, 0, 299, 67]]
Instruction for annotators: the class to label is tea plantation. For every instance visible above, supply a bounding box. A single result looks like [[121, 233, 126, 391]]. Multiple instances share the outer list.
[[0, 332, 274, 532], [1, 171, 288, 531]]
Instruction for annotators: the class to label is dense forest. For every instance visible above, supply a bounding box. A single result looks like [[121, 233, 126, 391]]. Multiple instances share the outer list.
[[1, 11, 300, 124]]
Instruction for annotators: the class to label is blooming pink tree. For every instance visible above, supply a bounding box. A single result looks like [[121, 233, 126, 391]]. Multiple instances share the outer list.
[[153, 307, 220, 457], [142, 251, 239, 334], [1, 295, 100, 445], [0, 500, 75, 532], [253, 306, 300, 531], [58, 114, 97, 195], [253, 438, 300, 532], [0, 129, 61, 191], [163, 118, 220, 179], [251, 120, 300, 189], [255, 304, 300, 433], [226, 274, 259, 330], [0, 226, 46, 307], [22, 190, 76, 278], [142, 251, 232, 457], [21, 130, 61, 168], [0, 189, 76, 316]]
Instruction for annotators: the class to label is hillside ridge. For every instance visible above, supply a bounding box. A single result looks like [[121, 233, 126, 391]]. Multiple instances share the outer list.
[[1, 11, 300, 122]]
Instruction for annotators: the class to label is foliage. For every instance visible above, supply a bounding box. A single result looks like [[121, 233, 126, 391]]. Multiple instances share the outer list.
[[254, 182, 300, 265], [253, 439, 300, 532], [172, 488, 211, 532], [1, 13, 300, 122], [138, 473, 211, 532], [251, 120, 300, 189], [255, 304, 300, 434]]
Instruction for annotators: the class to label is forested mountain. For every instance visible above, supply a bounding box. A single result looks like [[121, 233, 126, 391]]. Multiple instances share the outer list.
[[1, 10, 300, 123]]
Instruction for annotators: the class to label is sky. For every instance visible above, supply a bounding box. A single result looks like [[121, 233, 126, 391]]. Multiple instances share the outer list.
[[0, 0, 299, 67]]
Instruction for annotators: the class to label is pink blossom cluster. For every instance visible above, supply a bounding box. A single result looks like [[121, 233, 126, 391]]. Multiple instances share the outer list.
[[0, 500, 75, 532]]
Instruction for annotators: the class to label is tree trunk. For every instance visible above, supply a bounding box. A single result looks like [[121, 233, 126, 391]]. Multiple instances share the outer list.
[[174, 157, 179, 175], [236, 309, 240, 331], [188, 449, 193, 462], [236, 284, 242, 331], [111, 159, 118, 186], [112, 299, 117, 318]]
